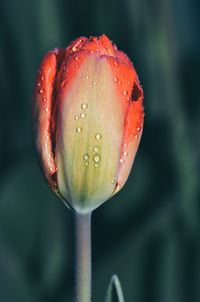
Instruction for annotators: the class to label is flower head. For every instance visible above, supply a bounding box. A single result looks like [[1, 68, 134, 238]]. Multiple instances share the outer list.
[[33, 35, 144, 213]]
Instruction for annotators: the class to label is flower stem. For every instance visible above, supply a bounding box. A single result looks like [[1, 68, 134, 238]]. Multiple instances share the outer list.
[[75, 211, 92, 302]]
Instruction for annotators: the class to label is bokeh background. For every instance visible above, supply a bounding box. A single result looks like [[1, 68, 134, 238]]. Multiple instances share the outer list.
[[0, 0, 200, 301]]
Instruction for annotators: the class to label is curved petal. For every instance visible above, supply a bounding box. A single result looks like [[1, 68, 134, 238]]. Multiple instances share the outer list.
[[116, 78, 144, 192], [56, 52, 126, 212], [33, 48, 65, 189]]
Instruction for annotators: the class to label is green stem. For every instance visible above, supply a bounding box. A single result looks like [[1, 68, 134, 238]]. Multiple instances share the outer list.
[[75, 211, 92, 302]]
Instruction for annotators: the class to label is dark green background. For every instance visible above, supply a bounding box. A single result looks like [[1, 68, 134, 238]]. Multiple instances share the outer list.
[[0, 0, 199, 301]]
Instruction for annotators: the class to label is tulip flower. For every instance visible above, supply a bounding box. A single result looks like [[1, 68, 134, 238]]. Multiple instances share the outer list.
[[33, 34, 144, 213], [33, 35, 144, 302]]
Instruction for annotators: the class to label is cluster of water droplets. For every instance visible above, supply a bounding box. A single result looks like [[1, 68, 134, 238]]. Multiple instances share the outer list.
[[82, 145, 101, 168], [112, 61, 134, 103], [75, 103, 88, 132]]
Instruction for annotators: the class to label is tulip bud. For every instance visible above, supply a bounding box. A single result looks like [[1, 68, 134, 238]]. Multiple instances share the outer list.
[[33, 35, 144, 213]]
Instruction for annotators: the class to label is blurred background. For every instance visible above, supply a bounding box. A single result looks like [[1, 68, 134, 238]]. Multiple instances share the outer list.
[[0, 0, 200, 301]]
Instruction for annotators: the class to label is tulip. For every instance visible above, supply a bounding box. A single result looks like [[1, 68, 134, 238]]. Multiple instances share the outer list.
[[33, 34, 144, 213]]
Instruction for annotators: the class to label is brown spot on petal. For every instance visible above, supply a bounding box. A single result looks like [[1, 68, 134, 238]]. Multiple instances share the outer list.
[[131, 81, 142, 102]]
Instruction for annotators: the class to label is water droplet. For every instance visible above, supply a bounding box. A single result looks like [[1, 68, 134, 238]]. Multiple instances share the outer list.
[[81, 103, 88, 110], [96, 115, 100, 119], [85, 161, 89, 166], [116, 184, 121, 191], [75, 64, 79, 68], [113, 77, 118, 83], [93, 81, 96, 86], [137, 127, 141, 131], [114, 61, 119, 67], [93, 146, 99, 152], [46, 107, 49, 112], [126, 96, 130, 102], [85, 75, 89, 79], [80, 112, 86, 119], [122, 90, 128, 96], [43, 98, 47, 102], [95, 133, 102, 140], [123, 151, 128, 156], [37, 82, 41, 87], [118, 81, 122, 85], [111, 177, 116, 184], [76, 127, 82, 133], [75, 56, 79, 61], [61, 80, 68, 88], [120, 158, 124, 163], [39, 89, 44, 94], [75, 116, 79, 120], [45, 143, 48, 147], [97, 82, 100, 86], [93, 154, 101, 163], [41, 75, 45, 81], [72, 46, 77, 52], [135, 134, 138, 139], [83, 154, 90, 160], [94, 163, 99, 168]]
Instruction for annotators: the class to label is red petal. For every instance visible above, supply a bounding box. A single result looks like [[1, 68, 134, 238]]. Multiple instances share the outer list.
[[117, 78, 144, 189], [33, 48, 65, 187]]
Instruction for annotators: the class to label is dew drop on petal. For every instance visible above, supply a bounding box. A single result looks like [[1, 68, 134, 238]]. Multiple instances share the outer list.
[[137, 127, 141, 132], [85, 75, 89, 79], [113, 77, 118, 83], [114, 61, 119, 67], [39, 89, 44, 94], [61, 80, 68, 88], [135, 134, 138, 139], [94, 163, 99, 168], [76, 127, 82, 133], [93, 146, 99, 152], [122, 90, 128, 96], [116, 184, 121, 191], [37, 82, 41, 87], [80, 112, 86, 119], [93, 154, 101, 163], [111, 177, 116, 184], [83, 154, 90, 160], [85, 161, 89, 166], [123, 151, 128, 156], [95, 133, 102, 140], [120, 158, 124, 163], [118, 81, 122, 85], [75, 116, 79, 120], [81, 103, 88, 110]]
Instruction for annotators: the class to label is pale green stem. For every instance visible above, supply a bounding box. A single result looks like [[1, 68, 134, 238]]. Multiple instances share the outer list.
[[75, 211, 92, 302]]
